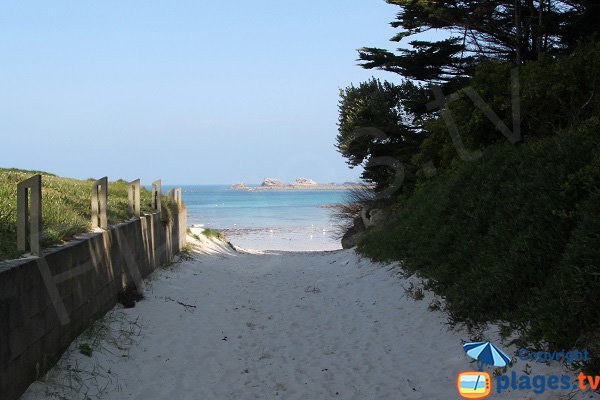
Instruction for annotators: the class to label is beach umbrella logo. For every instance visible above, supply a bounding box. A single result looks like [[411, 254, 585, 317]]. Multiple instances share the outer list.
[[463, 341, 512, 369], [456, 371, 491, 399]]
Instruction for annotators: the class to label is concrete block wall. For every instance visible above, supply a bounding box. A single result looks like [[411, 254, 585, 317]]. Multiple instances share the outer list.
[[0, 204, 187, 400]]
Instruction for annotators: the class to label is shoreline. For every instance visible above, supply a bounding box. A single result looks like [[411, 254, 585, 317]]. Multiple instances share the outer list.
[[220, 225, 342, 252], [230, 184, 362, 191]]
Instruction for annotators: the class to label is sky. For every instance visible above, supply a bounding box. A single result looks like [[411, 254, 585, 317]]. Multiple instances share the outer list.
[[0, 1, 402, 185]]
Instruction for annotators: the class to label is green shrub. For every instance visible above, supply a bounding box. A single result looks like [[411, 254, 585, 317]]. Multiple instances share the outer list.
[[358, 119, 600, 371], [78, 343, 93, 357], [529, 191, 600, 374], [201, 228, 225, 240]]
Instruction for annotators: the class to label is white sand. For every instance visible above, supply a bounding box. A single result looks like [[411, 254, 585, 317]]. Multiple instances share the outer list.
[[22, 230, 600, 400], [222, 226, 342, 252]]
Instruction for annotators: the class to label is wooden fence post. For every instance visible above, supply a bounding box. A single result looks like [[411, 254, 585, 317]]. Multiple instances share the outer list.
[[91, 177, 108, 229], [17, 175, 42, 256], [151, 180, 161, 212], [128, 179, 141, 218]]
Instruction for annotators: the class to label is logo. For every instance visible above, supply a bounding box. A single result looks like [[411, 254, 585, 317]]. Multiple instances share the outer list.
[[463, 341, 512, 368], [457, 341, 507, 398], [456, 342, 599, 397], [457, 371, 491, 399]]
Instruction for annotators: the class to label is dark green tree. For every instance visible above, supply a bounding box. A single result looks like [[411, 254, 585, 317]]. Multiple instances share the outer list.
[[336, 78, 426, 193], [358, 1, 599, 83]]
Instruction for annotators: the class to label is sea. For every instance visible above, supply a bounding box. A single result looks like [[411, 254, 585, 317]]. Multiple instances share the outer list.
[[164, 185, 349, 251]]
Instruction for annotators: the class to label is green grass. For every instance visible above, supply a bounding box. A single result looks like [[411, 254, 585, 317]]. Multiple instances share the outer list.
[[0, 168, 174, 261], [201, 228, 225, 240], [78, 343, 93, 357], [358, 118, 600, 373]]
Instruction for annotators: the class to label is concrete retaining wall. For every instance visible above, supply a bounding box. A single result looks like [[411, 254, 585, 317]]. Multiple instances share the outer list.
[[0, 205, 186, 400]]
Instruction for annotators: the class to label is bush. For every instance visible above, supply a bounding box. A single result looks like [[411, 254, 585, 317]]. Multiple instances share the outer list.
[[529, 190, 600, 374], [358, 119, 600, 371]]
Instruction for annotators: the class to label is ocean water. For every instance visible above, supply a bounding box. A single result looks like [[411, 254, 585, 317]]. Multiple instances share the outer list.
[[167, 185, 349, 251]]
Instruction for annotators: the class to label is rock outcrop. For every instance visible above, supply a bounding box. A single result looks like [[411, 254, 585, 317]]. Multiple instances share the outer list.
[[230, 182, 248, 190], [230, 178, 363, 191], [360, 207, 387, 228], [341, 217, 365, 249], [294, 178, 317, 186], [261, 178, 283, 187], [341, 206, 388, 248]]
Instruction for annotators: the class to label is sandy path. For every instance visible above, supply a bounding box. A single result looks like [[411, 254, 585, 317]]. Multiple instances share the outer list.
[[22, 233, 599, 400]]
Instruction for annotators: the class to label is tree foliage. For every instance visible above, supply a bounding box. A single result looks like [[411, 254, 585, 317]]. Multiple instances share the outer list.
[[337, 0, 600, 374], [338, 1, 600, 191], [358, 1, 600, 83], [336, 78, 427, 192], [414, 40, 600, 172]]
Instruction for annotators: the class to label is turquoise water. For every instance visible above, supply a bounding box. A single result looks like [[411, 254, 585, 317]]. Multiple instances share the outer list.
[[167, 185, 348, 231]]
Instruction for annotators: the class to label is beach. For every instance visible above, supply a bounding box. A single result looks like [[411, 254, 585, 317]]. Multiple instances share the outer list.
[[22, 229, 600, 400], [180, 185, 346, 251], [220, 226, 341, 252]]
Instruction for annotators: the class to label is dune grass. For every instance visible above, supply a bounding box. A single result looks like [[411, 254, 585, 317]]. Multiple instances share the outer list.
[[0, 168, 173, 261], [200, 228, 225, 241]]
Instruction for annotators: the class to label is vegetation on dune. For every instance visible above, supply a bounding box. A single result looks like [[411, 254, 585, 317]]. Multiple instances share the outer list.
[[358, 121, 600, 371], [200, 228, 225, 241], [337, 0, 600, 374], [0, 169, 173, 261]]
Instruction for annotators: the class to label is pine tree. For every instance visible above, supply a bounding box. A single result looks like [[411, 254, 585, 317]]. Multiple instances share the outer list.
[[358, 1, 599, 83]]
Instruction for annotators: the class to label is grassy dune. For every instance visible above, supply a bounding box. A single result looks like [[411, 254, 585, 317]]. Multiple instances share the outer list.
[[0, 168, 173, 261]]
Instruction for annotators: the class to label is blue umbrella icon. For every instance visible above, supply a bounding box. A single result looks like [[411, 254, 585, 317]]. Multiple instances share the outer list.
[[463, 341, 512, 369]]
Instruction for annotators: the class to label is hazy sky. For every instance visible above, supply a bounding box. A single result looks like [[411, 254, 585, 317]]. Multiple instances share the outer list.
[[1, 1, 401, 184]]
